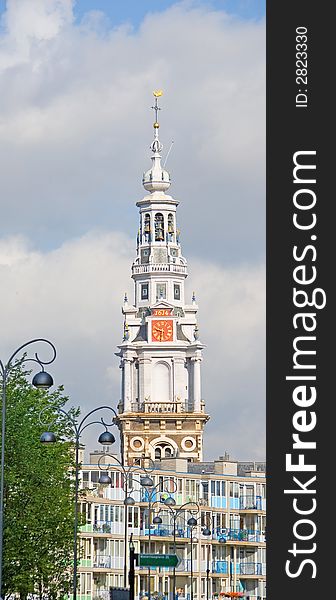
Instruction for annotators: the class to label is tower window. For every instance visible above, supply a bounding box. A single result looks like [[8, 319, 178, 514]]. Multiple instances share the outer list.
[[144, 214, 150, 231], [174, 284, 181, 300], [156, 283, 166, 300], [141, 283, 149, 300], [154, 443, 175, 460], [144, 214, 151, 241], [155, 213, 164, 241], [168, 213, 174, 241]]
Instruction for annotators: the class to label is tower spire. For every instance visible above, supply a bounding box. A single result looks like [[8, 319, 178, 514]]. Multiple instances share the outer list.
[[117, 92, 209, 465], [142, 90, 171, 193]]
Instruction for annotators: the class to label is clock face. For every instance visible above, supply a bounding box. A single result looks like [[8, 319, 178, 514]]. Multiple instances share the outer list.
[[152, 319, 173, 342]]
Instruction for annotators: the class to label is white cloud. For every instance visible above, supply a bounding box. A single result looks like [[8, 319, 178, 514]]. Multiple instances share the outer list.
[[0, 233, 265, 460], [0, 0, 265, 459], [0, 0, 265, 262]]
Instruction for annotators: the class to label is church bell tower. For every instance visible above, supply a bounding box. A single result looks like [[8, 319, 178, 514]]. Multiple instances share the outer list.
[[116, 91, 209, 464]]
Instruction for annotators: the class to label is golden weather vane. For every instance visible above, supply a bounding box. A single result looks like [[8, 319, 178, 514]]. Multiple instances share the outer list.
[[152, 89, 163, 126]]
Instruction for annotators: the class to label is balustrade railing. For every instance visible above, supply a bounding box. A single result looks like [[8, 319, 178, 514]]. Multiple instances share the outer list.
[[131, 401, 190, 413], [132, 263, 187, 275], [214, 528, 266, 542]]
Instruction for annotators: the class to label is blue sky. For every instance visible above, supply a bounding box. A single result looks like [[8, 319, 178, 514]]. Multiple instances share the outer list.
[[0, 0, 265, 28], [75, 0, 265, 26]]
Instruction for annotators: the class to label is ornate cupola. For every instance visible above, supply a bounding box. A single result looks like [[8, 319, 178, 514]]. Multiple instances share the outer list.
[[142, 92, 171, 193], [116, 91, 209, 466]]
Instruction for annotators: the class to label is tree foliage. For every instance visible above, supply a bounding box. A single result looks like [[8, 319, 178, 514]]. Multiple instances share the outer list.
[[1, 363, 80, 599]]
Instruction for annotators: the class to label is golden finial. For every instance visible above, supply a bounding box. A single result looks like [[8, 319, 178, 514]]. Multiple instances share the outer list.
[[152, 90, 163, 127]]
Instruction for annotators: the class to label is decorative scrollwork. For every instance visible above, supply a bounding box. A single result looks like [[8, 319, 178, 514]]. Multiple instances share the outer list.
[[0, 338, 57, 377]]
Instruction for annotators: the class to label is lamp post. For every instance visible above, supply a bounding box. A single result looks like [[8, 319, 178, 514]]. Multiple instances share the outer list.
[[141, 478, 177, 600], [202, 522, 212, 600], [174, 512, 211, 600], [187, 517, 197, 600], [153, 500, 199, 600], [98, 453, 154, 587], [156, 508, 211, 600], [129, 533, 136, 600], [0, 338, 56, 599], [40, 405, 118, 600]]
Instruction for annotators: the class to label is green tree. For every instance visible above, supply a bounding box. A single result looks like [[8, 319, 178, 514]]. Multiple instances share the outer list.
[[1, 363, 80, 599]]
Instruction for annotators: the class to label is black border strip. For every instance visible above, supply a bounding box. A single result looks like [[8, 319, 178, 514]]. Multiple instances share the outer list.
[[267, 1, 332, 598]]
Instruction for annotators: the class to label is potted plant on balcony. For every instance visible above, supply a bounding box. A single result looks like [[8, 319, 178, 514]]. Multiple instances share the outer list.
[[220, 593, 245, 598]]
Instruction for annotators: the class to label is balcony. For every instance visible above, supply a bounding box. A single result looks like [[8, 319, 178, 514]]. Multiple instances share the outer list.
[[214, 528, 265, 543], [80, 558, 93, 567], [140, 526, 265, 543], [212, 560, 228, 574], [232, 562, 266, 576], [132, 263, 187, 275], [239, 496, 265, 511], [92, 555, 123, 569], [130, 401, 191, 414], [141, 524, 194, 539], [92, 520, 124, 535]]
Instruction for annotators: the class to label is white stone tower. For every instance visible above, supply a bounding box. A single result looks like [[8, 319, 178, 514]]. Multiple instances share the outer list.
[[116, 91, 209, 464]]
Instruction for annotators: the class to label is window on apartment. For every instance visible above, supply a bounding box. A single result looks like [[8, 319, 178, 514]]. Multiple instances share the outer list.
[[229, 482, 239, 497], [91, 471, 99, 483]]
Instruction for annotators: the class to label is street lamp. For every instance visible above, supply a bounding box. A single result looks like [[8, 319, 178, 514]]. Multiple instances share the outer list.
[[40, 405, 118, 600], [0, 338, 56, 600], [184, 514, 211, 600], [141, 478, 177, 600], [152, 500, 199, 600], [98, 453, 154, 587], [187, 517, 198, 600], [202, 522, 212, 600]]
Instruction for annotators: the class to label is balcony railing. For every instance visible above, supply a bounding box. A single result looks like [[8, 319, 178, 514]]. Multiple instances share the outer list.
[[92, 520, 125, 535], [132, 263, 187, 275], [141, 524, 194, 538], [130, 401, 191, 413], [212, 560, 228, 574], [232, 562, 266, 575], [214, 528, 266, 543], [239, 496, 264, 510], [92, 555, 124, 570], [140, 525, 265, 543]]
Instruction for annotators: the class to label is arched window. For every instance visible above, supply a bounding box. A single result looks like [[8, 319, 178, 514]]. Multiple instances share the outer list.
[[153, 362, 170, 403], [144, 214, 151, 241], [168, 213, 174, 234], [155, 213, 164, 241], [154, 442, 175, 460]]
